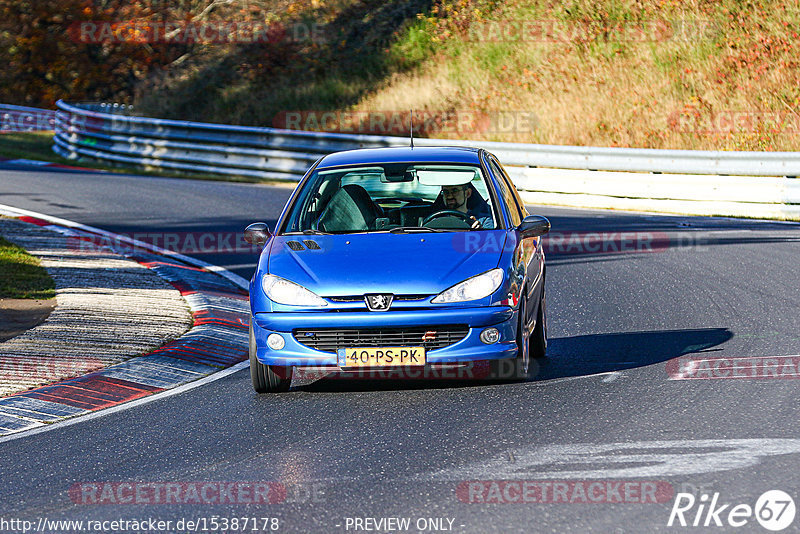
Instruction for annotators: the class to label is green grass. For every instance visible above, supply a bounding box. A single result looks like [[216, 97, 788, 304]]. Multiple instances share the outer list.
[[0, 235, 55, 300], [0, 132, 297, 186], [0, 132, 67, 162], [388, 17, 438, 66]]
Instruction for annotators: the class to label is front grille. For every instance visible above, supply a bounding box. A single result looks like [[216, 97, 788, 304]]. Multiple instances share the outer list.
[[327, 294, 430, 303], [326, 296, 362, 302], [294, 325, 469, 353]]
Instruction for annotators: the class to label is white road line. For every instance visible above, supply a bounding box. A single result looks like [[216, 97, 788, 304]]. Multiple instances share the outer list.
[[601, 371, 623, 382], [0, 203, 250, 290], [530, 370, 626, 385], [0, 361, 249, 445]]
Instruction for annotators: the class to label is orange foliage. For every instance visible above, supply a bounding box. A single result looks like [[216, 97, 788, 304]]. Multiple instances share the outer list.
[[0, 0, 189, 107]]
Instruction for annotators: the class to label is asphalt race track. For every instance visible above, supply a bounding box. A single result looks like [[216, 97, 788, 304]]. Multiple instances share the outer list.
[[2, 164, 800, 533]]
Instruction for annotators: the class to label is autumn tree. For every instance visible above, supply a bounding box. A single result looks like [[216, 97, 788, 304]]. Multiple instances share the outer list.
[[0, 1, 212, 107]]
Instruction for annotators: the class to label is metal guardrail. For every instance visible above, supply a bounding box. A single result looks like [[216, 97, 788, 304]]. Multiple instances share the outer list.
[[55, 100, 800, 178], [54, 100, 399, 180], [52, 100, 800, 219], [1, 104, 56, 132]]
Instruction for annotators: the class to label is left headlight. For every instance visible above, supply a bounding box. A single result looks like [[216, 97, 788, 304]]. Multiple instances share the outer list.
[[262, 274, 328, 307], [431, 268, 504, 304]]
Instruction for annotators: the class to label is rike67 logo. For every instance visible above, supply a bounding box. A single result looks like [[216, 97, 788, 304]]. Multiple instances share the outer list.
[[668, 490, 796, 531]]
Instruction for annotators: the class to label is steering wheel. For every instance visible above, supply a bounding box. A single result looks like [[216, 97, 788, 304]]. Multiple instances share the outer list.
[[422, 209, 474, 226]]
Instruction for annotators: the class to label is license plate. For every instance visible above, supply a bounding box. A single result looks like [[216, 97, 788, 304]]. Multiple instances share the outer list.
[[337, 347, 426, 368]]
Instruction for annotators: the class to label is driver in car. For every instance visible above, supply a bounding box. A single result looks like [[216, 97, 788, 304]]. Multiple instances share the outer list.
[[440, 184, 495, 229]]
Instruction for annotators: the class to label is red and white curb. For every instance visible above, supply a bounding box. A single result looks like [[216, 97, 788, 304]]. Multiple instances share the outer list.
[[0, 217, 192, 395], [0, 204, 252, 442]]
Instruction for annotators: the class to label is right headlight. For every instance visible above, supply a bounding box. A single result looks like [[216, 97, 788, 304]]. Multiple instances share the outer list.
[[431, 268, 504, 304], [262, 274, 327, 307]]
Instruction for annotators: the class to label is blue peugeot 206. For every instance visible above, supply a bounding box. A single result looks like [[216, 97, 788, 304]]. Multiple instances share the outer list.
[[244, 146, 550, 392]]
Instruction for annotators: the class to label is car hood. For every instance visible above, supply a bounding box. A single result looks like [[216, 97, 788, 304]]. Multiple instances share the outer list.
[[267, 231, 507, 296]]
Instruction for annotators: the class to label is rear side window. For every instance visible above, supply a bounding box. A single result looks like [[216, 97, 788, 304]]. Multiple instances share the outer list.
[[487, 156, 522, 227]]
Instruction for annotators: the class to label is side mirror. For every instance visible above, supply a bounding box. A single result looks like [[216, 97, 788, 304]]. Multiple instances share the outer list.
[[244, 222, 271, 247], [517, 215, 550, 238]]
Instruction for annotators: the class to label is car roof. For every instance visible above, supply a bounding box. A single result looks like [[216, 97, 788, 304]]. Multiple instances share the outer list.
[[315, 146, 483, 169]]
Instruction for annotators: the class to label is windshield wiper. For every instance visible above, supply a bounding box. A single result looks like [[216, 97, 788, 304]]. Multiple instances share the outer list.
[[387, 226, 443, 233], [285, 229, 332, 235]]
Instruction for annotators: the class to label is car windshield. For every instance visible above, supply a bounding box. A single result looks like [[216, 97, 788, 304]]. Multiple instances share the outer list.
[[282, 163, 498, 234]]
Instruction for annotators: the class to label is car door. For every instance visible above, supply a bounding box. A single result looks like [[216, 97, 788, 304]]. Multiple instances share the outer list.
[[485, 153, 543, 325]]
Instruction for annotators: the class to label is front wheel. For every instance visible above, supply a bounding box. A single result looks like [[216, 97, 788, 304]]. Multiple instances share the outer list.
[[530, 287, 547, 360], [490, 292, 530, 381], [513, 291, 531, 378], [250, 319, 292, 393]]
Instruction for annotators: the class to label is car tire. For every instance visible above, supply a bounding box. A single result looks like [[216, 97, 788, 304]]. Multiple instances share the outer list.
[[250, 318, 292, 393], [513, 289, 531, 379], [490, 290, 530, 381], [530, 286, 547, 360]]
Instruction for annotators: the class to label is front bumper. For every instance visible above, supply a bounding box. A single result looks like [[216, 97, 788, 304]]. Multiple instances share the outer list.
[[252, 306, 517, 366]]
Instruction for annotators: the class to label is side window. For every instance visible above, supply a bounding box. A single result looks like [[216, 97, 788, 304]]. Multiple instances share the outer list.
[[502, 165, 530, 219], [487, 157, 522, 227]]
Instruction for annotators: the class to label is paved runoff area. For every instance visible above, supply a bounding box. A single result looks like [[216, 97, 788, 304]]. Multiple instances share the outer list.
[[0, 215, 249, 436]]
